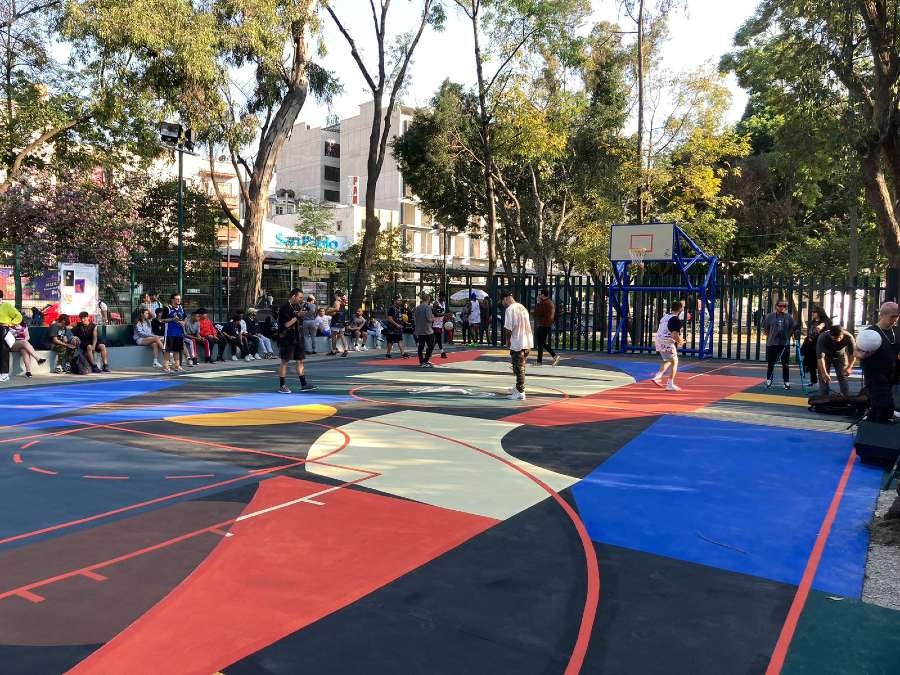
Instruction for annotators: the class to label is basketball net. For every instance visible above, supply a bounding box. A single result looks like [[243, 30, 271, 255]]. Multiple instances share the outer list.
[[628, 247, 649, 270]]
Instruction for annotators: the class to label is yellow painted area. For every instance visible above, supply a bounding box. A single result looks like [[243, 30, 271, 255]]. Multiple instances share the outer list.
[[165, 404, 337, 427], [726, 392, 810, 407]]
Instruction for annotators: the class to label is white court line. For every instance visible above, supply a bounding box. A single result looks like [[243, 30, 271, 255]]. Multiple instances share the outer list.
[[183, 369, 271, 379], [233, 484, 357, 523]]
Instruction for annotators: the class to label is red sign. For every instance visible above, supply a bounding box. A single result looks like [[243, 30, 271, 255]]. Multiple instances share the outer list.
[[350, 176, 359, 205]]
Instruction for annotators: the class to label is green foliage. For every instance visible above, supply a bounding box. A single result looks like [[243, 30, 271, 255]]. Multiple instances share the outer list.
[[282, 200, 337, 275], [340, 227, 404, 310]]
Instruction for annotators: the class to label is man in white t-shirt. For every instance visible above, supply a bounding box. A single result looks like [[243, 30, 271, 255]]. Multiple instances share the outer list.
[[501, 289, 534, 401], [652, 300, 685, 391]]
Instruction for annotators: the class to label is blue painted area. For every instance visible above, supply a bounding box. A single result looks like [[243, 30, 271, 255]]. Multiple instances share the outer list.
[[571, 416, 878, 597], [0, 434, 253, 550], [815, 460, 883, 597], [3, 380, 182, 426], [18, 392, 351, 429], [589, 358, 695, 382]]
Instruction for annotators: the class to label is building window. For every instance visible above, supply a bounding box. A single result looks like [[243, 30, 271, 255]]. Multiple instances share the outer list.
[[401, 202, 416, 225], [324, 141, 341, 158], [275, 205, 284, 215], [324, 165, 340, 182], [324, 189, 340, 202]]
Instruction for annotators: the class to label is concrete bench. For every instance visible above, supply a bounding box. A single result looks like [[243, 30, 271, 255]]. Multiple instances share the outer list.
[[9, 334, 394, 375]]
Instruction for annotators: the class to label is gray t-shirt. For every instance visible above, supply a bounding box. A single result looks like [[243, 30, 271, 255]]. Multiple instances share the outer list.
[[764, 312, 795, 347], [413, 303, 434, 336]]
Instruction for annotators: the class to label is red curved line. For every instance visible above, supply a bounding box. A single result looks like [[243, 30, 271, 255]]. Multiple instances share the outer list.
[[335, 415, 598, 675], [12, 453, 22, 464], [28, 466, 58, 476], [20, 440, 40, 450], [165, 474, 216, 480]]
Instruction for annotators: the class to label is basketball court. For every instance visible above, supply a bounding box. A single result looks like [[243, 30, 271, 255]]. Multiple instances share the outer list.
[[0, 347, 896, 674]]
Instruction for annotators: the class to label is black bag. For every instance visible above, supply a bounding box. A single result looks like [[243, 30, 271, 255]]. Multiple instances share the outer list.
[[807, 392, 869, 415], [71, 349, 93, 375]]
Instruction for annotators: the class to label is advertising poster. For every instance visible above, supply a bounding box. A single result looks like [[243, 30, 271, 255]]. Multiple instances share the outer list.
[[58, 262, 99, 317]]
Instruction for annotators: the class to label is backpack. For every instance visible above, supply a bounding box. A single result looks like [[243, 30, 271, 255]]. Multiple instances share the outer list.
[[807, 391, 869, 416], [71, 349, 93, 375]]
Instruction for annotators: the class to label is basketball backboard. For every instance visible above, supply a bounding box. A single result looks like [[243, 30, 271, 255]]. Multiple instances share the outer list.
[[609, 223, 675, 262]]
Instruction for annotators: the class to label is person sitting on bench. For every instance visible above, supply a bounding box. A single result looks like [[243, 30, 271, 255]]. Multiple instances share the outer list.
[[816, 325, 855, 397]]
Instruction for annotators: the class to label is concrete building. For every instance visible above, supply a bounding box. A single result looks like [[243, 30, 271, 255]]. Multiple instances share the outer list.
[[275, 100, 489, 273]]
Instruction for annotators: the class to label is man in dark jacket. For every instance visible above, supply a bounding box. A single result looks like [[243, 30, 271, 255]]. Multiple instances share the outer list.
[[413, 292, 436, 368], [534, 288, 560, 366]]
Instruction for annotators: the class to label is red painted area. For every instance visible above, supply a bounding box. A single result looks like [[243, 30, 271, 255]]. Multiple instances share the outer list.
[[502, 374, 761, 427], [359, 349, 485, 367], [764, 449, 858, 675], [69, 476, 496, 675]]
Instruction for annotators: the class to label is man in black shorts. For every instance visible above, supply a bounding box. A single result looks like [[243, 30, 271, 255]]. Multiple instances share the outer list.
[[277, 288, 317, 393], [385, 294, 410, 359]]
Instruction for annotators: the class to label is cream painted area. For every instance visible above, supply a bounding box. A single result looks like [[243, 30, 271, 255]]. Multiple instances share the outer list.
[[437, 360, 635, 384], [305, 410, 576, 521]]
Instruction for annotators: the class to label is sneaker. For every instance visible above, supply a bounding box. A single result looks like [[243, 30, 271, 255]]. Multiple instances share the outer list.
[[91, 365, 102, 374], [441, 352, 447, 359], [401, 353, 411, 359], [231, 355, 239, 361], [25, 371, 32, 378], [552, 356, 561, 367], [278, 385, 292, 394], [765, 379, 773, 389], [102, 365, 110, 373], [299, 384, 318, 392], [37, 358, 47, 365], [174, 367, 184, 373], [652, 377, 664, 388], [54, 365, 64, 374], [362, 346, 369, 351], [353, 345, 360, 352], [341, 351, 349, 358], [0, 373, 9, 383], [508, 390, 526, 401], [385, 353, 393, 359], [783, 382, 791, 390], [245, 355, 253, 362], [666, 382, 682, 392]]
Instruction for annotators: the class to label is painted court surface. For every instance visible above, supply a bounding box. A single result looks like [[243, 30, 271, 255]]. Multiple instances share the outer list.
[[1, 351, 897, 674]]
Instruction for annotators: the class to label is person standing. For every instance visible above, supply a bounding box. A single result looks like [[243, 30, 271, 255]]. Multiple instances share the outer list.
[[479, 296, 491, 343], [816, 325, 856, 397], [0, 289, 23, 382], [414, 293, 436, 368], [328, 290, 349, 357], [432, 293, 448, 359], [385, 295, 410, 359], [534, 288, 560, 367], [652, 300, 686, 391], [801, 307, 831, 386], [855, 302, 900, 423], [163, 293, 187, 373], [277, 288, 316, 394], [467, 292, 482, 345], [501, 289, 534, 401], [301, 295, 319, 354], [764, 299, 796, 389]]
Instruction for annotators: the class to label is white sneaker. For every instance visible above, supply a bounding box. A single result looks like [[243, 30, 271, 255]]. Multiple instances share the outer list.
[[245, 355, 253, 362], [153, 360, 162, 368], [666, 382, 682, 392], [362, 345, 368, 351], [0, 374, 9, 382], [652, 377, 664, 388], [765, 379, 773, 389], [231, 355, 239, 361], [508, 390, 526, 401]]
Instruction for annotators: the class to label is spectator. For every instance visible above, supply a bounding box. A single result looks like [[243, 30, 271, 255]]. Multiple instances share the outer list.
[[414, 292, 436, 368], [246, 309, 275, 358], [763, 299, 796, 389], [151, 307, 166, 338], [235, 311, 259, 360], [72, 311, 111, 373], [29, 307, 43, 326], [137, 293, 152, 314], [315, 307, 332, 338], [534, 288, 560, 367], [10, 322, 46, 378], [479, 296, 491, 342], [0, 289, 24, 382], [222, 315, 249, 360], [162, 293, 186, 373], [184, 311, 206, 365], [461, 300, 472, 344], [197, 309, 227, 362], [134, 308, 164, 368], [301, 295, 319, 354], [368, 314, 384, 347], [327, 290, 349, 357], [348, 308, 368, 351], [801, 306, 831, 386], [432, 293, 448, 359], [98, 299, 109, 325], [816, 325, 856, 397], [49, 314, 79, 374], [401, 301, 415, 336], [148, 292, 163, 314], [468, 293, 482, 344]]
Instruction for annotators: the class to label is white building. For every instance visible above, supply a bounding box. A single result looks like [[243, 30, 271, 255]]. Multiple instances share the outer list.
[[275, 100, 489, 272]]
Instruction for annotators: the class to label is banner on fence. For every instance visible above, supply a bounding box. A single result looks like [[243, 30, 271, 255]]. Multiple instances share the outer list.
[[58, 262, 99, 317]]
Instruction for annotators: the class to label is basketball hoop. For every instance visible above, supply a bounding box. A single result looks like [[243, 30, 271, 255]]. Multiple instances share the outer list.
[[628, 247, 649, 270]]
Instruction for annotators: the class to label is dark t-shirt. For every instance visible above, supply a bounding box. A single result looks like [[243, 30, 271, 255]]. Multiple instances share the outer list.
[[386, 306, 403, 335], [667, 316, 683, 334], [278, 303, 302, 344], [862, 327, 899, 381], [72, 323, 96, 345], [816, 332, 854, 358]]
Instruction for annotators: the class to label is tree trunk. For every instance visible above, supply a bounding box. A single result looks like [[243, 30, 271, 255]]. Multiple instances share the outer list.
[[469, 6, 498, 280], [239, 200, 266, 311], [635, 0, 645, 224], [350, 95, 385, 311], [859, 147, 900, 268], [848, 198, 859, 279]]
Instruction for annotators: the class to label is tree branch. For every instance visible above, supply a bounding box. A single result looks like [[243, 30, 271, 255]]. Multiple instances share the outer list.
[[325, 6, 378, 92], [208, 143, 244, 233]]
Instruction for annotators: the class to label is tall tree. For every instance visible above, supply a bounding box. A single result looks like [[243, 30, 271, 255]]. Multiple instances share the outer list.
[[726, 0, 900, 269], [324, 0, 445, 310], [68, 0, 330, 309]]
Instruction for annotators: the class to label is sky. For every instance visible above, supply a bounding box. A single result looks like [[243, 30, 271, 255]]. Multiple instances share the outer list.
[[300, 0, 762, 127]]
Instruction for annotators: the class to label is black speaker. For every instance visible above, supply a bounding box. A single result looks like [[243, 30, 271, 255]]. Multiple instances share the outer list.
[[855, 421, 900, 467]]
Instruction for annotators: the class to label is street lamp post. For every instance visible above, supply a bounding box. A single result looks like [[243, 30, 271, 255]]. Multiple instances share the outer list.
[[159, 122, 194, 297]]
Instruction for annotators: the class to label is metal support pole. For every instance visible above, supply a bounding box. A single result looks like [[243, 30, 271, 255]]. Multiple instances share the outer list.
[[177, 146, 185, 297], [13, 243, 22, 311]]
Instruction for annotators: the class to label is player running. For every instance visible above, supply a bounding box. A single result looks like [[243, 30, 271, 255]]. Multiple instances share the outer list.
[[652, 300, 685, 391]]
